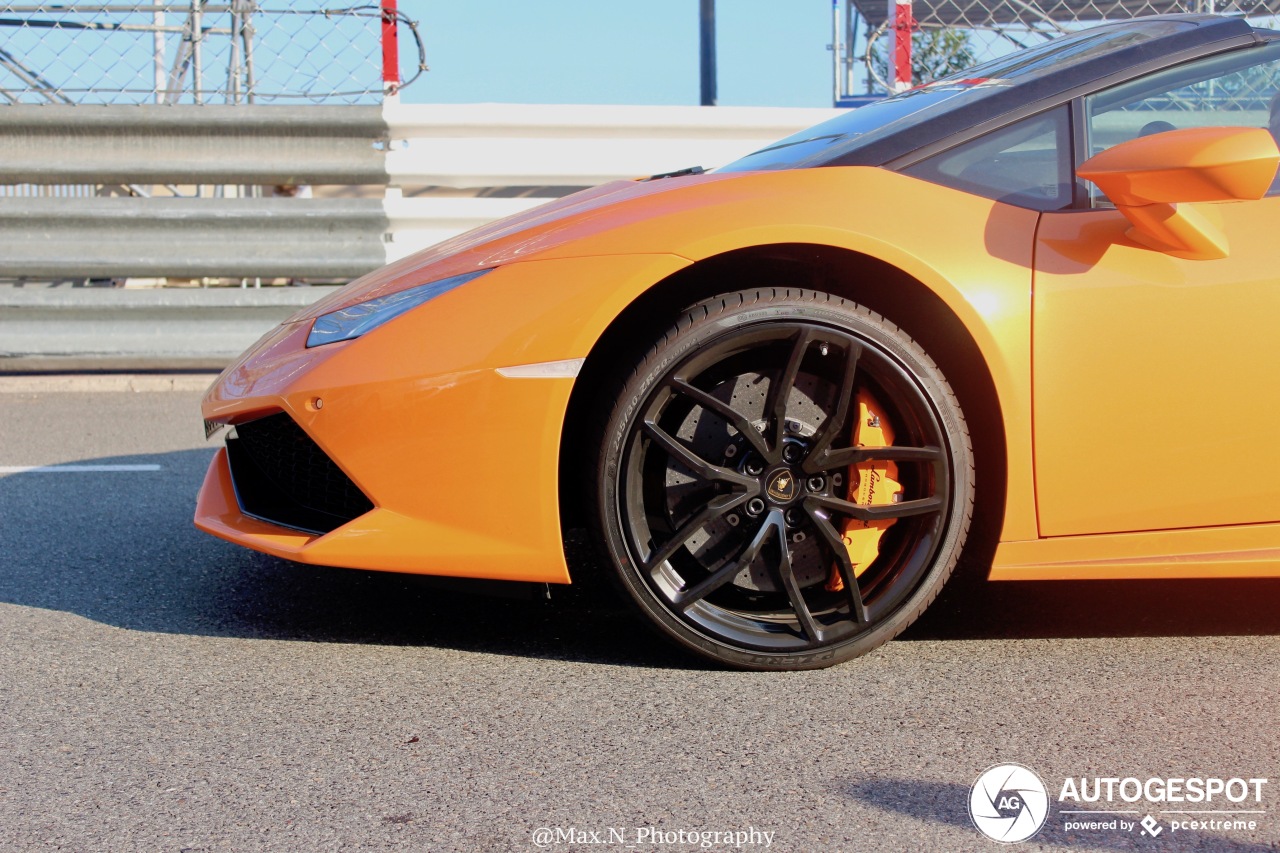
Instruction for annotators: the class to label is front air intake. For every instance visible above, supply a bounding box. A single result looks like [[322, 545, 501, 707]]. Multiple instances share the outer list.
[[225, 411, 373, 535]]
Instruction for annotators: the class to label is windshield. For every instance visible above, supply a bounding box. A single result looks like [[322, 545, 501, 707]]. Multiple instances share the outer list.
[[719, 18, 1200, 173]]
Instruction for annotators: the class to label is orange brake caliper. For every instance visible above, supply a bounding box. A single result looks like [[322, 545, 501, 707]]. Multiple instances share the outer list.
[[827, 391, 902, 591]]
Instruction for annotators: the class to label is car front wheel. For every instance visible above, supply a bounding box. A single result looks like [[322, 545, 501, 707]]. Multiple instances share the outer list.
[[590, 289, 974, 670]]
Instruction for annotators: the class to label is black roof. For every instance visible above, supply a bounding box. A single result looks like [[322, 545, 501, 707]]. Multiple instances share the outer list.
[[720, 14, 1267, 173]]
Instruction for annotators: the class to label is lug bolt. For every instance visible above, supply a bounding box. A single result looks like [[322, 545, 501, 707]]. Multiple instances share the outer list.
[[745, 459, 765, 476], [807, 475, 825, 492], [745, 497, 766, 517], [784, 508, 802, 527], [783, 444, 803, 463]]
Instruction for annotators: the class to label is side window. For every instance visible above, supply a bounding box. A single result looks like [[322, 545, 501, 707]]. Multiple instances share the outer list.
[[901, 108, 1071, 211], [1085, 42, 1280, 204]]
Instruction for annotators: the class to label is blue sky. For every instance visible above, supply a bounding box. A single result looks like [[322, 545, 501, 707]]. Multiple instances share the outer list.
[[404, 1, 839, 107], [0, 1, 855, 106]]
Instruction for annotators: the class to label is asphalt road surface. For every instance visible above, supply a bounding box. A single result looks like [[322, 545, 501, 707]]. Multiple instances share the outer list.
[[1, 383, 1278, 853]]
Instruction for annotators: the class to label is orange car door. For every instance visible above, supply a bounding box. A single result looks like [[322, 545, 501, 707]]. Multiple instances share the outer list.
[[1033, 43, 1280, 537], [1034, 195, 1280, 537]]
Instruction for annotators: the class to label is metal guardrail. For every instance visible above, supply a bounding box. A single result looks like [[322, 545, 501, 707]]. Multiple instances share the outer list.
[[0, 104, 388, 184], [0, 282, 342, 369], [0, 197, 388, 278], [0, 103, 841, 280]]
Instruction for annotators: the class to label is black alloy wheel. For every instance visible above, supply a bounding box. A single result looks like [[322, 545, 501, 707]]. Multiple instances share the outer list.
[[591, 289, 973, 670]]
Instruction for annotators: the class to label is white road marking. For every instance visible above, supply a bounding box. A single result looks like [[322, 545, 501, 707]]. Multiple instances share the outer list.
[[0, 464, 163, 473]]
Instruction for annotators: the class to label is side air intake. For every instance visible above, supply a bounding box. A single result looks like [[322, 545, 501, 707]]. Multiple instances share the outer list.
[[225, 412, 373, 535]]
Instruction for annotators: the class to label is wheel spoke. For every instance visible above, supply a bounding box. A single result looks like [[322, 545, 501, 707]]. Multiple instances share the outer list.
[[806, 492, 943, 522], [644, 493, 747, 572], [673, 511, 774, 609], [763, 328, 813, 455], [668, 376, 771, 460], [802, 341, 860, 474], [770, 511, 824, 643], [617, 310, 964, 665], [641, 420, 757, 490], [814, 444, 943, 471], [805, 504, 868, 623]]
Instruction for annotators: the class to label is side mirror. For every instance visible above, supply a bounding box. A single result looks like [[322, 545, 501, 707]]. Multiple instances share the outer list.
[[1078, 126, 1280, 260]]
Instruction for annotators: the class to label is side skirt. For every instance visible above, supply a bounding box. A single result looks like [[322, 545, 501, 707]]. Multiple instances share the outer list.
[[991, 523, 1280, 581]]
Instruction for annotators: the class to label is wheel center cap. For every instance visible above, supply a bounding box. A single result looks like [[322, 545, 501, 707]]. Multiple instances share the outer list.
[[765, 468, 798, 503]]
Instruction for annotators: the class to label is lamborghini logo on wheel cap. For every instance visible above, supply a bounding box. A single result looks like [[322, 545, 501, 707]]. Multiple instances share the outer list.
[[766, 470, 797, 502]]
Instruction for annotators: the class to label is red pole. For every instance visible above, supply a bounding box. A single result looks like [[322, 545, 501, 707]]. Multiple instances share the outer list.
[[381, 0, 400, 94], [893, 0, 913, 91]]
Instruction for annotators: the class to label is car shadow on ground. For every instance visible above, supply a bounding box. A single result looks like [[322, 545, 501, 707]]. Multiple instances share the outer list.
[[1, 449, 1278, 668], [903, 540, 1280, 644], [0, 448, 693, 668]]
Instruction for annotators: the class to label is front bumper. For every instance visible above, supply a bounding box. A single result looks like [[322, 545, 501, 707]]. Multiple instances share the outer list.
[[194, 253, 689, 584], [194, 356, 577, 583]]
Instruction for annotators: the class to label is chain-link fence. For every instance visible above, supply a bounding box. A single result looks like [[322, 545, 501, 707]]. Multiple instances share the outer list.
[[0, 2, 425, 105], [834, 0, 1280, 96]]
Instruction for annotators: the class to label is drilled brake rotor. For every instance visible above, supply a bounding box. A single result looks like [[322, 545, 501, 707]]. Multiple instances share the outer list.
[[663, 370, 834, 592]]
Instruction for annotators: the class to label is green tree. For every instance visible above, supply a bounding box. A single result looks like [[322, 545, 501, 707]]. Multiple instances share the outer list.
[[873, 27, 978, 88]]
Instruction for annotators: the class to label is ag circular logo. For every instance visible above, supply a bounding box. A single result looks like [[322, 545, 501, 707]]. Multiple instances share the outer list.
[[969, 763, 1050, 843]]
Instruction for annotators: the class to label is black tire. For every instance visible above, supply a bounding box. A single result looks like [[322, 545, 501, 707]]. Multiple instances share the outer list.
[[589, 288, 974, 670]]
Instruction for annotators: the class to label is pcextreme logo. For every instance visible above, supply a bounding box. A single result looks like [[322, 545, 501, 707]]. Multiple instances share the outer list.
[[969, 764, 1050, 843]]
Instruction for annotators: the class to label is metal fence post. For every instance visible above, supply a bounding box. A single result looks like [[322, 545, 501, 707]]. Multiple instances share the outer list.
[[700, 0, 717, 107], [382, 0, 400, 96], [192, 0, 204, 105], [891, 0, 912, 92]]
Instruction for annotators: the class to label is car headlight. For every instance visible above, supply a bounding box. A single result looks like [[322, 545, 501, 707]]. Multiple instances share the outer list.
[[306, 269, 493, 348]]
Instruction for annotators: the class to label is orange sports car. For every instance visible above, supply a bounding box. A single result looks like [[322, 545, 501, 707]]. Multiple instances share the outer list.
[[197, 14, 1280, 669]]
